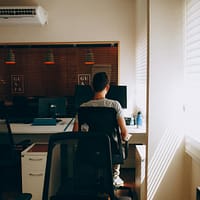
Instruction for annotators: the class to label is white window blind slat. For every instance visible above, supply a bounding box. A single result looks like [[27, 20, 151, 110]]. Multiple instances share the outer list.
[[135, 37, 147, 113], [186, 35, 200, 47], [184, 0, 200, 134]]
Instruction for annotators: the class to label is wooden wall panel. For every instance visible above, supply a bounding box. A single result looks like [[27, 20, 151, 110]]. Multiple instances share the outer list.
[[0, 44, 118, 101]]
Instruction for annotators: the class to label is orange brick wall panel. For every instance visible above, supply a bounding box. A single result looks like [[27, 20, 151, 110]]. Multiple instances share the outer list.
[[0, 45, 118, 100]]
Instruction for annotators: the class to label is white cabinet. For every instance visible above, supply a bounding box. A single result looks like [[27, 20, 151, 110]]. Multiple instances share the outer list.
[[135, 145, 146, 200], [21, 143, 48, 200]]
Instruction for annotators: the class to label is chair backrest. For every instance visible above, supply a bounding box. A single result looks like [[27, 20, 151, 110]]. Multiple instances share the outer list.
[[0, 119, 14, 161], [78, 106, 124, 164], [0, 118, 12, 134], [43, 132, 115, 200], [0, 119, 22, 193], [0, 100, 6, 118]]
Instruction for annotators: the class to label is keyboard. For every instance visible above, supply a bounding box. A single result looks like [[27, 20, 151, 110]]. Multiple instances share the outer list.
[[32, 118, 57, 126]]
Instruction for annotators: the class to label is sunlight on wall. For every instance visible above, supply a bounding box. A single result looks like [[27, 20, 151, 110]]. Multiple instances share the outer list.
[[147, 127, 184, 200]]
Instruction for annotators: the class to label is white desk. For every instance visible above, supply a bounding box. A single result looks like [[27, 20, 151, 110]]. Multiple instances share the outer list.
[[11, 118, 74, 143], [11, 117, 146, 144], [11, 118, 74, 134], [126, 125, 146, 144]]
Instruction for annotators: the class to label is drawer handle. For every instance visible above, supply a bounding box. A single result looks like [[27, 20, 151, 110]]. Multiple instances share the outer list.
[[29, 158, 43, 161], [29, 173, 43, 176]]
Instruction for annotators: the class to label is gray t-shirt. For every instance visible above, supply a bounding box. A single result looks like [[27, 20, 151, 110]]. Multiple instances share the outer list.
[[75, 98, 124, 122]]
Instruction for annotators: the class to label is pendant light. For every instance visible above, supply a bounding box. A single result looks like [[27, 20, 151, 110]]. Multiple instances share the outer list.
[[84, 49, 95, 65], [44, 49, 55, 65], [5, 49, 16, 64]]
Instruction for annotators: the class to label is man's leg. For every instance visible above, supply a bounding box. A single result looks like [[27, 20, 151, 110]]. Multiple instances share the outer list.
[[112, 164, 124, 186]]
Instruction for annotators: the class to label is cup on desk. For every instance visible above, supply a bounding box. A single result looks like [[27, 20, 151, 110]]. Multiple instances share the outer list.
[[124, 117, 131, 125], [125, 117, 135, 126]]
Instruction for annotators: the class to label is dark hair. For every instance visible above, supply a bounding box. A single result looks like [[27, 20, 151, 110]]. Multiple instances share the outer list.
[[92, 72, 109, 92]]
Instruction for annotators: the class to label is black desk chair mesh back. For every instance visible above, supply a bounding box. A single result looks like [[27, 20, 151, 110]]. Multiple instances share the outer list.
[[0, 119, 32, 200], [0, 119, 15, 163], [78, 107, 128, 164], [0, 119, 12, 134], [43, 132, 116, 200], [74, 136, 113, 194]]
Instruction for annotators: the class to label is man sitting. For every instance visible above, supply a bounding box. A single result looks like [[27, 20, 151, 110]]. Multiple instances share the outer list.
[[73, 72, 131, 187]]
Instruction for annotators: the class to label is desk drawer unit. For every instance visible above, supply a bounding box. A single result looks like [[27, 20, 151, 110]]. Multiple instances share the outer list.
[[21, 143, 48, 200]]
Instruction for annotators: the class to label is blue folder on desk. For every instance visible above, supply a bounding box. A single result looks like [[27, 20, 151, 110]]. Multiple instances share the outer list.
[[32, 118, 57, 126]]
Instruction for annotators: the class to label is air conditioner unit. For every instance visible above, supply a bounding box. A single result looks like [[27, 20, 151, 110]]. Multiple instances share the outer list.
[[0, 6, 48, 25]]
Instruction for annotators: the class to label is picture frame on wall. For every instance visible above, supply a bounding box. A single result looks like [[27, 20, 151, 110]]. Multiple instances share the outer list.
[[78, 74, 90, 85], [11, 75, 24, 94]]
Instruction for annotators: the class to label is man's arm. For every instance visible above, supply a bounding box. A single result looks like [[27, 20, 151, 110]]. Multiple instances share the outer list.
[[117, 117, 131, 141]]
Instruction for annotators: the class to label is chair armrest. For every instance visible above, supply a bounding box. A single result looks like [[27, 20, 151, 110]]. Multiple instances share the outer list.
[[15, 193, 32, 200], [122, 141, 129, 160], [122, 133, 132, 160]]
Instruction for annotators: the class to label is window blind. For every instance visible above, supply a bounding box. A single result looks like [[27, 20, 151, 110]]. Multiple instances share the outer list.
[[185, 0, 200, 86], [135, 38, 147, 116], [184, 0, 200, 133]]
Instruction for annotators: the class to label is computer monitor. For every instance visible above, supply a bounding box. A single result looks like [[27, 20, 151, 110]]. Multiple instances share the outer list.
[[106, 85, 127, 108], [74, 84, 127, 109], [38, 97, 67, 118], [74, 85, 93, 109]]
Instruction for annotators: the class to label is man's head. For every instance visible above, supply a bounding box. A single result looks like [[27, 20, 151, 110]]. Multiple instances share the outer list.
[[92, 72, 109, 92]]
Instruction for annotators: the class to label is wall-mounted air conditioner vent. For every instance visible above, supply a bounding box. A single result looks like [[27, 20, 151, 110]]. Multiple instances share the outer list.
[[0, 6, 48, 25]]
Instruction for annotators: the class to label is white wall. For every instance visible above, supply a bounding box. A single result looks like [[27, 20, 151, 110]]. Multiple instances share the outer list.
[[148, 0, 186, 199], [0, 0, 136, 116]]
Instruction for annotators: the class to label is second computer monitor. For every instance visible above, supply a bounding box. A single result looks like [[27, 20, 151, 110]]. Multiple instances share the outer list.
[[38, 97, 67, 118], [106, 85, 127, 109], [74, 84, 127, 109]]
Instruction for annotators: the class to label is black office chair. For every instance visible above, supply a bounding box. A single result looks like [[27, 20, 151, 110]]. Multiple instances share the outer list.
[[77, 107, 129, 165], [42, 132, 132, 200], [0, 119, 32, 200], [0, 100, 5, 119], [0, 118, 31, 153]]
